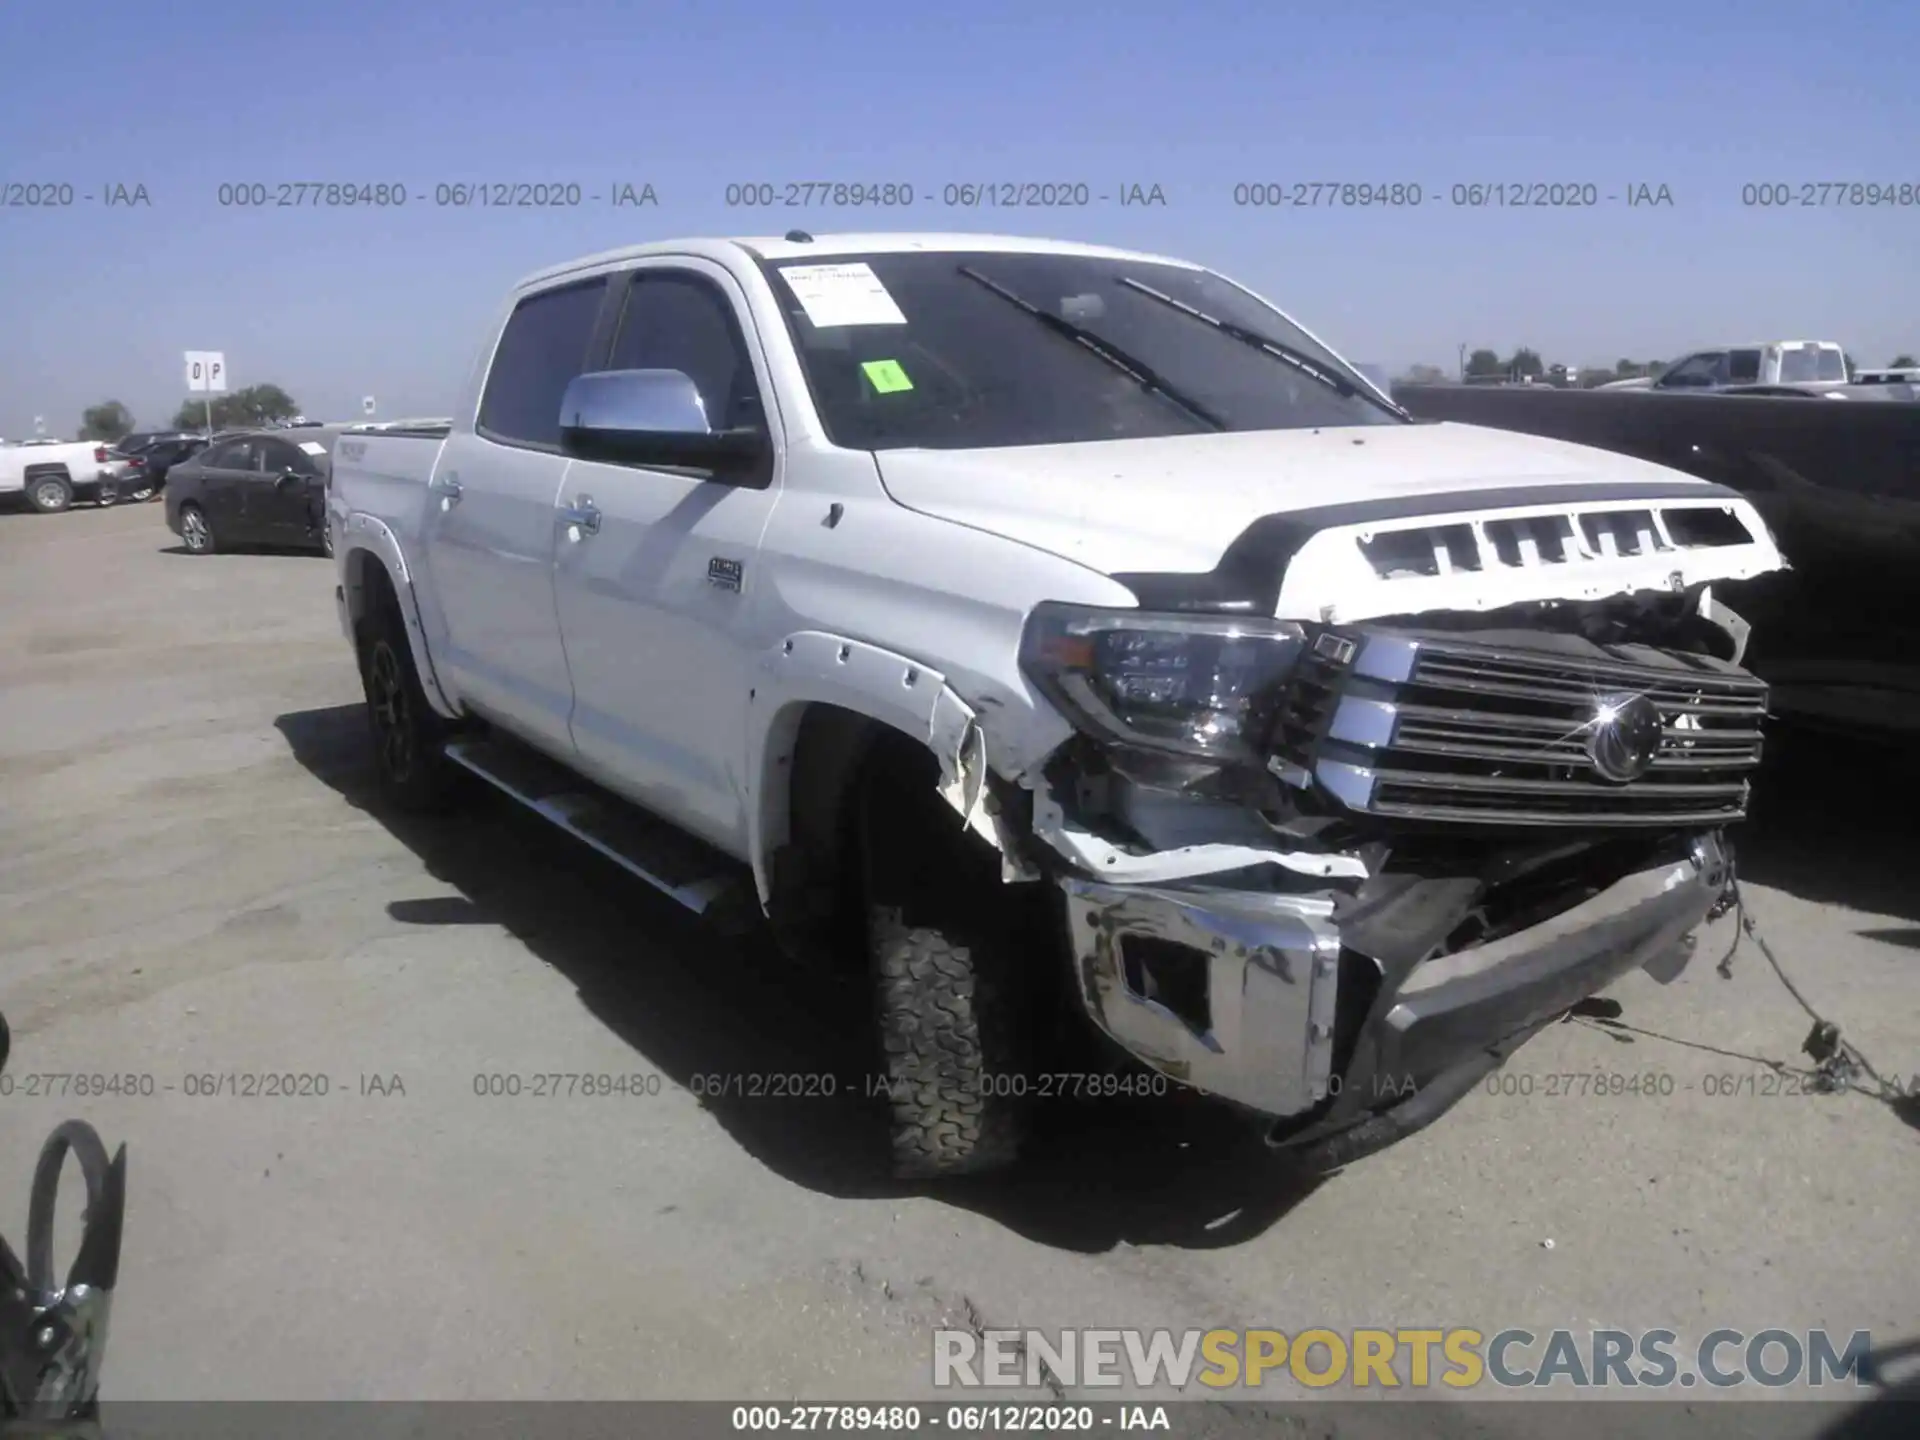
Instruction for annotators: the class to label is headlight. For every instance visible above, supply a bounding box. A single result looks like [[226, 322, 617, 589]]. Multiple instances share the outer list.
[[1019, 602, 1306, 765]]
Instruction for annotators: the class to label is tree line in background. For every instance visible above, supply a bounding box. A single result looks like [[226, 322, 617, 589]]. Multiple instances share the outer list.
[[74, 385, 303, 442], [1401, 352, 1919, 387]]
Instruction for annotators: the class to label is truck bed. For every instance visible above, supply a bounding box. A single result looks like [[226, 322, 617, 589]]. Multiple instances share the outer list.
[[343, 419, 455, 438], [329, 430, 450, 541]]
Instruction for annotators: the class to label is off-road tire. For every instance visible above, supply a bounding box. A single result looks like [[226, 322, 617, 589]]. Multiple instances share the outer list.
[[869, 909, 1028, 1178], [860, 756, 1036, 1179], [28, 475, 72, 514], [356, 595, 459, 813], [178, 503, 216, 553]]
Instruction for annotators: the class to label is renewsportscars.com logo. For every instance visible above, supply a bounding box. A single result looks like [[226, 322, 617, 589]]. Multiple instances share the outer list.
[[934, 1327, 1878, 1391]]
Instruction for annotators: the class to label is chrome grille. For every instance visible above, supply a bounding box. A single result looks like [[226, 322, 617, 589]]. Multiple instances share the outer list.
[[1270, 630, 1769, 827]]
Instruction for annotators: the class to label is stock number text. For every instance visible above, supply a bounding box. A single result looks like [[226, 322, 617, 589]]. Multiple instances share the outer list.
[[1485, 1071, 1677, 1099], [1741, 182, 1919, 207], [726, 182, 915, 207], [1235, 181, 1424, 207], [218, 182, 408, 207], [731, 1406, 922, 1430], [473, 1072, 664, 1097]]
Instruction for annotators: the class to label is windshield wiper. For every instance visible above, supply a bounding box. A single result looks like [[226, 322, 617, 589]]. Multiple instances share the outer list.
[[956, 265, 1226, 431], [1115, 276, 1412, 422]]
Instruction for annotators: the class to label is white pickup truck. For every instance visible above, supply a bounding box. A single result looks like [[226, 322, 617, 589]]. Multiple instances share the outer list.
[[330, 232, 1788, 1178], [0, 439, 122, 512], [1597, 340, 1851, 393]]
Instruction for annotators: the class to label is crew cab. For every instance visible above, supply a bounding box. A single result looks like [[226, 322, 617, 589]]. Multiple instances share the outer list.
[[329, 233, 1787, 1178], [0, 439, 121, 513]]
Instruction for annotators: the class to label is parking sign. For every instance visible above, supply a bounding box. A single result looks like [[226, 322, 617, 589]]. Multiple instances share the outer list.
[[184, 351, 229, 393]]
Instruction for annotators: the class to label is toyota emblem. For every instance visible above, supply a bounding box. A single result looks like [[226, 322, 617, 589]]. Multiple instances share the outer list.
[[1587, 694, 1664, 783]]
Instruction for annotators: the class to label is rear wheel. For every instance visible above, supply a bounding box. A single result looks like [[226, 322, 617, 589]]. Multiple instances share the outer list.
[[96, 484, 118, 507], [127, 480, 157, 502], [179, 503, 215, 554], [28, 476, 72, 514], [356, 595, 459, 812]]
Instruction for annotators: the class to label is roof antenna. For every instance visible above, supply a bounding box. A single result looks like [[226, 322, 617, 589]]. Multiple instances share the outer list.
[[785, 229, 814, 243]]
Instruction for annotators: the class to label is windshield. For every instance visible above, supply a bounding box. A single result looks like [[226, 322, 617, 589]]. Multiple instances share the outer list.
[[755, 250, 1404, 450], [1779, 345, 1846, 383]]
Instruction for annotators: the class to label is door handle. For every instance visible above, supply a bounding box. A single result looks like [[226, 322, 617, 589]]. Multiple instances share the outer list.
[[428, 473, 463, 503], [560, 496, 601, 536]]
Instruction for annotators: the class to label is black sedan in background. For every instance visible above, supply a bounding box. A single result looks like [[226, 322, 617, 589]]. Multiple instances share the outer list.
[[164, 427, 344, 556]]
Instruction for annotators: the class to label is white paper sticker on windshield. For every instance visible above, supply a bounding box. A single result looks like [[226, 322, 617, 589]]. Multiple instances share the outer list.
[[778, 262, 907, 327], [298, 441, 327, 456]]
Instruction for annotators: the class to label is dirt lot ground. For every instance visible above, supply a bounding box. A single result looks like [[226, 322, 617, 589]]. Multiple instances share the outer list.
[[1, 501, 1914, 1437]]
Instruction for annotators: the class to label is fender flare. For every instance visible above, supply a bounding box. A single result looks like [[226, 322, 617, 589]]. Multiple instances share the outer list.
[[337, 515, 459, 720], [743, 631, 991, 908]]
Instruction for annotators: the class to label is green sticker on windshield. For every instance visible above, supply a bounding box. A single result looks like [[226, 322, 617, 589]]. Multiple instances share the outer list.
[[861, 359, 914, 394]]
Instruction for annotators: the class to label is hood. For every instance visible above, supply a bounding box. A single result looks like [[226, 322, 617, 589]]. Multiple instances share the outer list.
[[872, 422, 1732, 576]]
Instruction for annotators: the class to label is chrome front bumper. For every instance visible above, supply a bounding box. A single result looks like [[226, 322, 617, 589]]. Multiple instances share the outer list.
[[1061, 831, 1729, 1121]]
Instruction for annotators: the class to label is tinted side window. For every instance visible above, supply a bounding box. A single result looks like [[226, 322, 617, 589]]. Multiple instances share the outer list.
[[1728, 349, 1762, 383], [200, 440, 242, 468], [609, 273, 760, 429], [1661, 353, 1724, 386], [478, 278, 609, 448], [260, 439, 314, 473]]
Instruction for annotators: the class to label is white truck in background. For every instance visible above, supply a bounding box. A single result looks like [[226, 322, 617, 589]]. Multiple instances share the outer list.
[[329, 232, 1787, 1179], [0, 439, 122, 512], [1598, 340, 1850, 393]]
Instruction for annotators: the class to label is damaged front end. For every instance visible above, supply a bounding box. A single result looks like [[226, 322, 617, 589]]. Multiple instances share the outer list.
[[1015, 585, 1761, 1164]]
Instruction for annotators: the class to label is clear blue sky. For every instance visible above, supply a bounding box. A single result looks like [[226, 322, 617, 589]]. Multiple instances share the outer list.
[[3, 0, 1915, 436]]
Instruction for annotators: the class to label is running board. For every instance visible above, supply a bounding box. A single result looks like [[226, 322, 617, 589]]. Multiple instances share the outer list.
[[442, 736, 750, 918]]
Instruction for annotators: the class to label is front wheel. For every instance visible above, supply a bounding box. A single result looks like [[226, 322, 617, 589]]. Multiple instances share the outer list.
[[178, 503, 215, 554], [869, 912, 1029, 1178], [861, 761, 1036, 1179]]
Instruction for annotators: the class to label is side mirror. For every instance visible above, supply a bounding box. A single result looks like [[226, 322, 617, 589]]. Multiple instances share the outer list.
[[558, 369, 767, 483]]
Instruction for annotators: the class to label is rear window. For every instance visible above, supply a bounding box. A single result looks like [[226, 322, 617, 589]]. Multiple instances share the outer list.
[[1779, 345, 1846, 383]]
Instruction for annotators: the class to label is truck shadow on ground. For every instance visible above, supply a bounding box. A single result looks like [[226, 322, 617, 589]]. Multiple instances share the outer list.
[[1736, 720, 1920, 928], [274, 703, 1323, 1253]]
